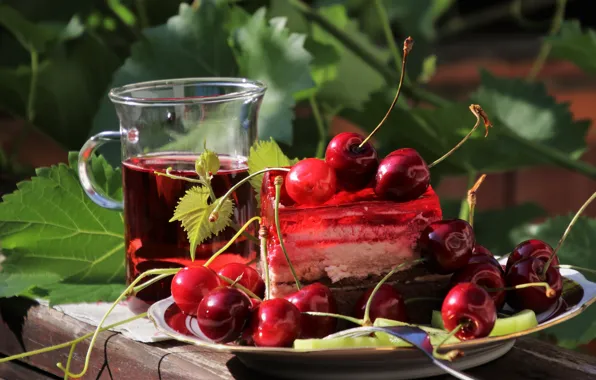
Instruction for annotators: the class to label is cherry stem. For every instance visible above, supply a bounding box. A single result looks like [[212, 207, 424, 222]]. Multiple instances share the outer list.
[[363, 258, 425, 325], [555, 264, 596, 276], [466, 174, 487, 228], [274, 176, 302, 290], [259, 226, 271, 300], [203, 216, 262, 267], [359, 37, 413, 148], [131, 273, 175, 295], [218, 274, 263, 301], [56, 268, 177, 378], [305, 311, 364, 326], [428, 104, 492, 169], [432, 323, 465, 361], [64, 342, 77, 380], [544, 191, 596, 273], [484, 282, 556, 298], [404, 297, 444, 305], [210, 167, 290, 220], [0, 312, 147, 364]]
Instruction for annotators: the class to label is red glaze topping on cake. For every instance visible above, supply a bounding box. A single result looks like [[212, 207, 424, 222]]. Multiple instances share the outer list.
[[260, 170, 442, 297]]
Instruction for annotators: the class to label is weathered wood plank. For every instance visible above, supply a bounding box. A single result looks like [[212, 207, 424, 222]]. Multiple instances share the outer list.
[[1, 298, 596, 380], [0, 360, 58, 380]]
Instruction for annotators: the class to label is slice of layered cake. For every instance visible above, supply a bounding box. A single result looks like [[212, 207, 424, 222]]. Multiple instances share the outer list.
[[259, 170, 449, 321]]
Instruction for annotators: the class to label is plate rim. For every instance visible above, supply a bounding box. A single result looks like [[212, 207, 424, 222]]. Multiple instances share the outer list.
[[147, 267, 596, 354]]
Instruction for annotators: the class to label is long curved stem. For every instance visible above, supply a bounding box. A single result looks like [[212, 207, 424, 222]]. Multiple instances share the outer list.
[[428, 104, 492, 169], [218, 274, 262, 301], [527, 0, 568, 81], [0, 313, 147, 364], [373, 0, 401, 73], [203, 216, 262, 267], [63, 342, 77, 380], [363, 258, 425, 325], [56, 269, 177, 378], [544, 191, 596, 272], [259, 226, 271, 300], [359, 37, 413, 148], [274, 176, 301, 290]]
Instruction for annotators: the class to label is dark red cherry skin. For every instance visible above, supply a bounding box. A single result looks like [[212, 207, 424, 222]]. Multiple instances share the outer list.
[[505, 258, 563, 314], [325, 132, 378, 191], [451, 262, 506, 310], [285, 158, 337, 205], [286, 283, 337, 339], [196, 287, 251, 343], [469, 245, 503, 272], [374, 148, 430, 201], [251, 298, 301, 347], [353, 284, 408, 323], [506, 239, 560, 274], [171, 266, 220, 316], [217, 263, 265, 299], [419, 219, 475, 275], [441, 282, 497, 340]]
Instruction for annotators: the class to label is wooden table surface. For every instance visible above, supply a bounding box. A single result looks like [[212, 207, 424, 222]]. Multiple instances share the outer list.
[[1, 297, 596, 380]]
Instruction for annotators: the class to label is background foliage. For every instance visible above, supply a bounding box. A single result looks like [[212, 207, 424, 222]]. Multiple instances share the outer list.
[[2, 0, 596, 351]]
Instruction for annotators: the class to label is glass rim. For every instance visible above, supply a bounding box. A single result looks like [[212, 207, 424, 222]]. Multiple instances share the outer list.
[[108, 77, 267, 106]]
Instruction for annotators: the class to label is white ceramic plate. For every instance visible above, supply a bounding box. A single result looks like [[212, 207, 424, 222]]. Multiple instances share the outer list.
[[148, 265, 596, 380]]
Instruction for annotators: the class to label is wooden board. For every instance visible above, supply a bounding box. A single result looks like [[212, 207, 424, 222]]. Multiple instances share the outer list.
[[1, 297, 596, 379]]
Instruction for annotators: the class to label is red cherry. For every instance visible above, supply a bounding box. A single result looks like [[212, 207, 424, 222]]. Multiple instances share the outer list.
[[196, 287, 251, 343], [325, 132, 378, 191], [419, 219, 475, 274], [505, 258, 562, 313], [251, 298, 302, 347], [374, 148, 430, 201], [353, 284, 408, 323], [441, 283, 497, 340], [171, 267, 220, 315], [505, 239, 560, 274], [451, 262, 506, 310], [469, 245, 503, 270], [217, 263, 265, 299], [286, 283, 337, 339], [285, 158, 337, 205]]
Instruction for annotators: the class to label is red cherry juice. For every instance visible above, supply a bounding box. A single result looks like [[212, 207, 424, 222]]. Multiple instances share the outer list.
[[122, 154, 256, 313]]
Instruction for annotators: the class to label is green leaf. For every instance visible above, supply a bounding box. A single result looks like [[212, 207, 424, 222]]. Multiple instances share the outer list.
[[0, 271, 62, 298], [233, 8, 315, 144], [41, 283, 126, 306], [67, 151, 123, 201], [0, 161, 125, 300], [511, 215, 596, 348], [441, 199, 546, 255], [418, 54, 437, 84], [472, 70, 589, 163], [248, 139, 297, 202], [312, 5, 390, 110], [170, 187, 234, 261], [548, 20, 596, 76]]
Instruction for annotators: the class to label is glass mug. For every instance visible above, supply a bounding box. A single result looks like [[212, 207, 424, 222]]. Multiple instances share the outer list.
[[78, 78, 266, 313]]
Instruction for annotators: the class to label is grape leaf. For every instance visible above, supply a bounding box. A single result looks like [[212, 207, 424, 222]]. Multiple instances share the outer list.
[[233, 8, 315, 144], [42, 283, 126, 306], [170, 187, 234, 261], [312, 5, 391, 110], [511, 215, 596, 348], [441, 200, 546, 256], [0, 158, 125, 303], [0, 271, 62, 298], [248, 139, 298, 203], [548, 20, 596, 76]]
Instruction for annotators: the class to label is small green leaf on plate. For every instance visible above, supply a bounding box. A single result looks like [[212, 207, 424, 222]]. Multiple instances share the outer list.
[[170, 187, 234, 261]]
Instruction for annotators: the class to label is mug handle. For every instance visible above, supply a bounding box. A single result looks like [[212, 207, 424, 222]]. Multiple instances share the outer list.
[[78, 131, 124, 210]]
